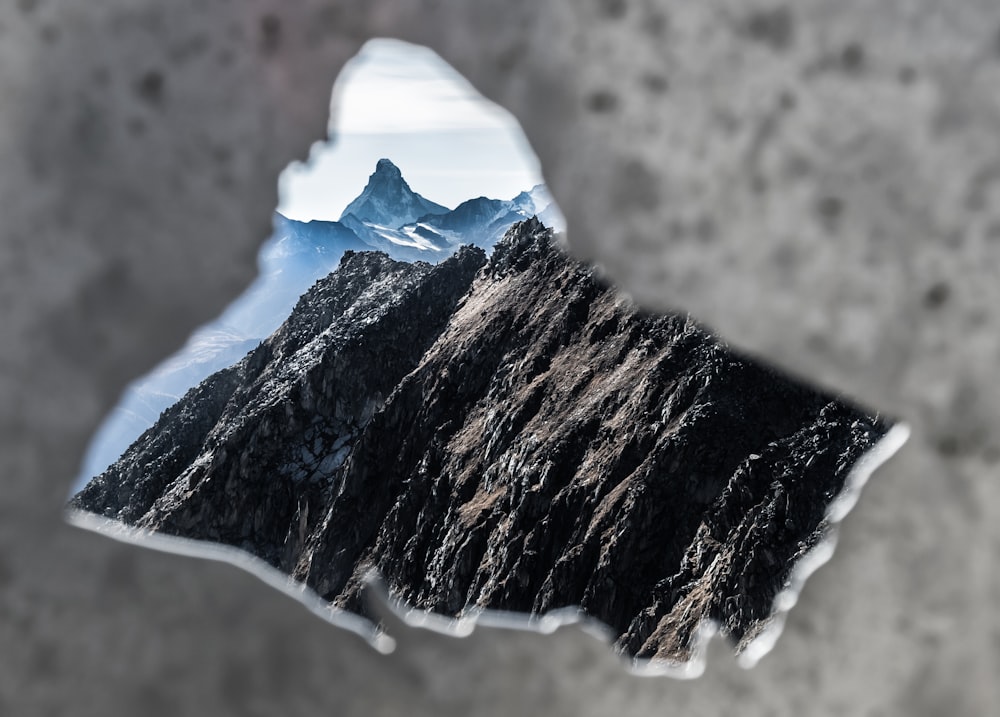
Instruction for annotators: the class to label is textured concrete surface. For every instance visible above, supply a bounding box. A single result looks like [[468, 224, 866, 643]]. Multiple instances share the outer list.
[[1, 1, 997, 715]]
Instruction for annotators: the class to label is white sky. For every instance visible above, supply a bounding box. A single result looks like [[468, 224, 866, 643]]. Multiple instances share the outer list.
[[277, 39, 544, 221]]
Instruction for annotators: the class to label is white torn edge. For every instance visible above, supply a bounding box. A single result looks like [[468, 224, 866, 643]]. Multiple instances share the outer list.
[[64, 509, 396, 654], [736, 420, 911, 668], [364, 570, 712, 679], [65, 420, 909, 680]]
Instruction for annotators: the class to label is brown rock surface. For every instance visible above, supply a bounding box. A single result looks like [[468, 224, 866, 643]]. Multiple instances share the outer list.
[[72, 220, 890, 665]]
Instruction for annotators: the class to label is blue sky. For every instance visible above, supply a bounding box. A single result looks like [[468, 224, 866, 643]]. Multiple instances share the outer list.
[[278, 38, 545, 220]]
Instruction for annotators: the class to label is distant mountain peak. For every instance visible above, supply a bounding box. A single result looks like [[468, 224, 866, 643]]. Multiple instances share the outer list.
[[339, 159, 449, 228], [374, 157, 402, 177]]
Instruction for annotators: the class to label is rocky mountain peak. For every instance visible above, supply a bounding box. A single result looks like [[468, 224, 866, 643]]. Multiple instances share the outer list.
[[339, 159, 450, 228], [489, 216, 552, 276], [374, 157, 402, 177]]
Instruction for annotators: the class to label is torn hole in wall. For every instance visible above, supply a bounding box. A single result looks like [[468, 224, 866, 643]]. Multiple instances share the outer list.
[[66, 37, 907, 678]]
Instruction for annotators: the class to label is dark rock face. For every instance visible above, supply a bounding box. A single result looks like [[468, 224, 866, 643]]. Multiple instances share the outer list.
[[71, 219, 890, 664]]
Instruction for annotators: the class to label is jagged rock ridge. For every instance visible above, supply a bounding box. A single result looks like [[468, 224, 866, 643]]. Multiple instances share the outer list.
[[71, 219, 890, 663]]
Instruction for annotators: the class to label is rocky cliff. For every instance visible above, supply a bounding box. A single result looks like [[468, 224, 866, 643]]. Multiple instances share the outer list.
[[71, 218, 890, 664]]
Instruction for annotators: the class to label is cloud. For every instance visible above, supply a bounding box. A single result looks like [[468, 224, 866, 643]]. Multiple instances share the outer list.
[[279, 38, 544, 221], [330, 38, 519, 135]]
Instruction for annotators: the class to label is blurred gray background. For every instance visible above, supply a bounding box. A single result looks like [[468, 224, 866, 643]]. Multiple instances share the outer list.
[[1, 1, 997, 715]]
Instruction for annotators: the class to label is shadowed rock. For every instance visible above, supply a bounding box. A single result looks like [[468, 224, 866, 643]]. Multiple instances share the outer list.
[[71, 218, 890, 664]]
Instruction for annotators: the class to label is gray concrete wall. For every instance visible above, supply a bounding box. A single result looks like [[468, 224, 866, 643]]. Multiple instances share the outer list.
[[1, 1, 997, 714]]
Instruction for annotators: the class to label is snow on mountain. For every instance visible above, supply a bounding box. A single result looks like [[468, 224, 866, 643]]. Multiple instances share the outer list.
[[512, 184, 551, 215], [337, 160, 564, 257], [340, 213, 451, 263], [397, 189, 566, 251], [339, 158, 450, 228]]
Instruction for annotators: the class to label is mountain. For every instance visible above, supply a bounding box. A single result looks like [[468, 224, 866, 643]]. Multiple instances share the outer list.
[[73, 164, 563, 492], [512, 184, 555, 215], [76, 326, 264, 487], [404, 196, 526, 249], [340, 212, 452, 264], [73, 213, 371, 490], [340, 158, 450, 228], [229, 214, 374, 338], [337, 160, 565, 256], [397, 185, 566, 251], [268, 213, 372, 271], [70, 219, 891, 665]]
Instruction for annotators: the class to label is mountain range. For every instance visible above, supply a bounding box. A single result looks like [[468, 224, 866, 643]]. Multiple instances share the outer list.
[[70, 218, 894, 666], [74, 160, 563, 488], [294, 157, 564, 263]]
